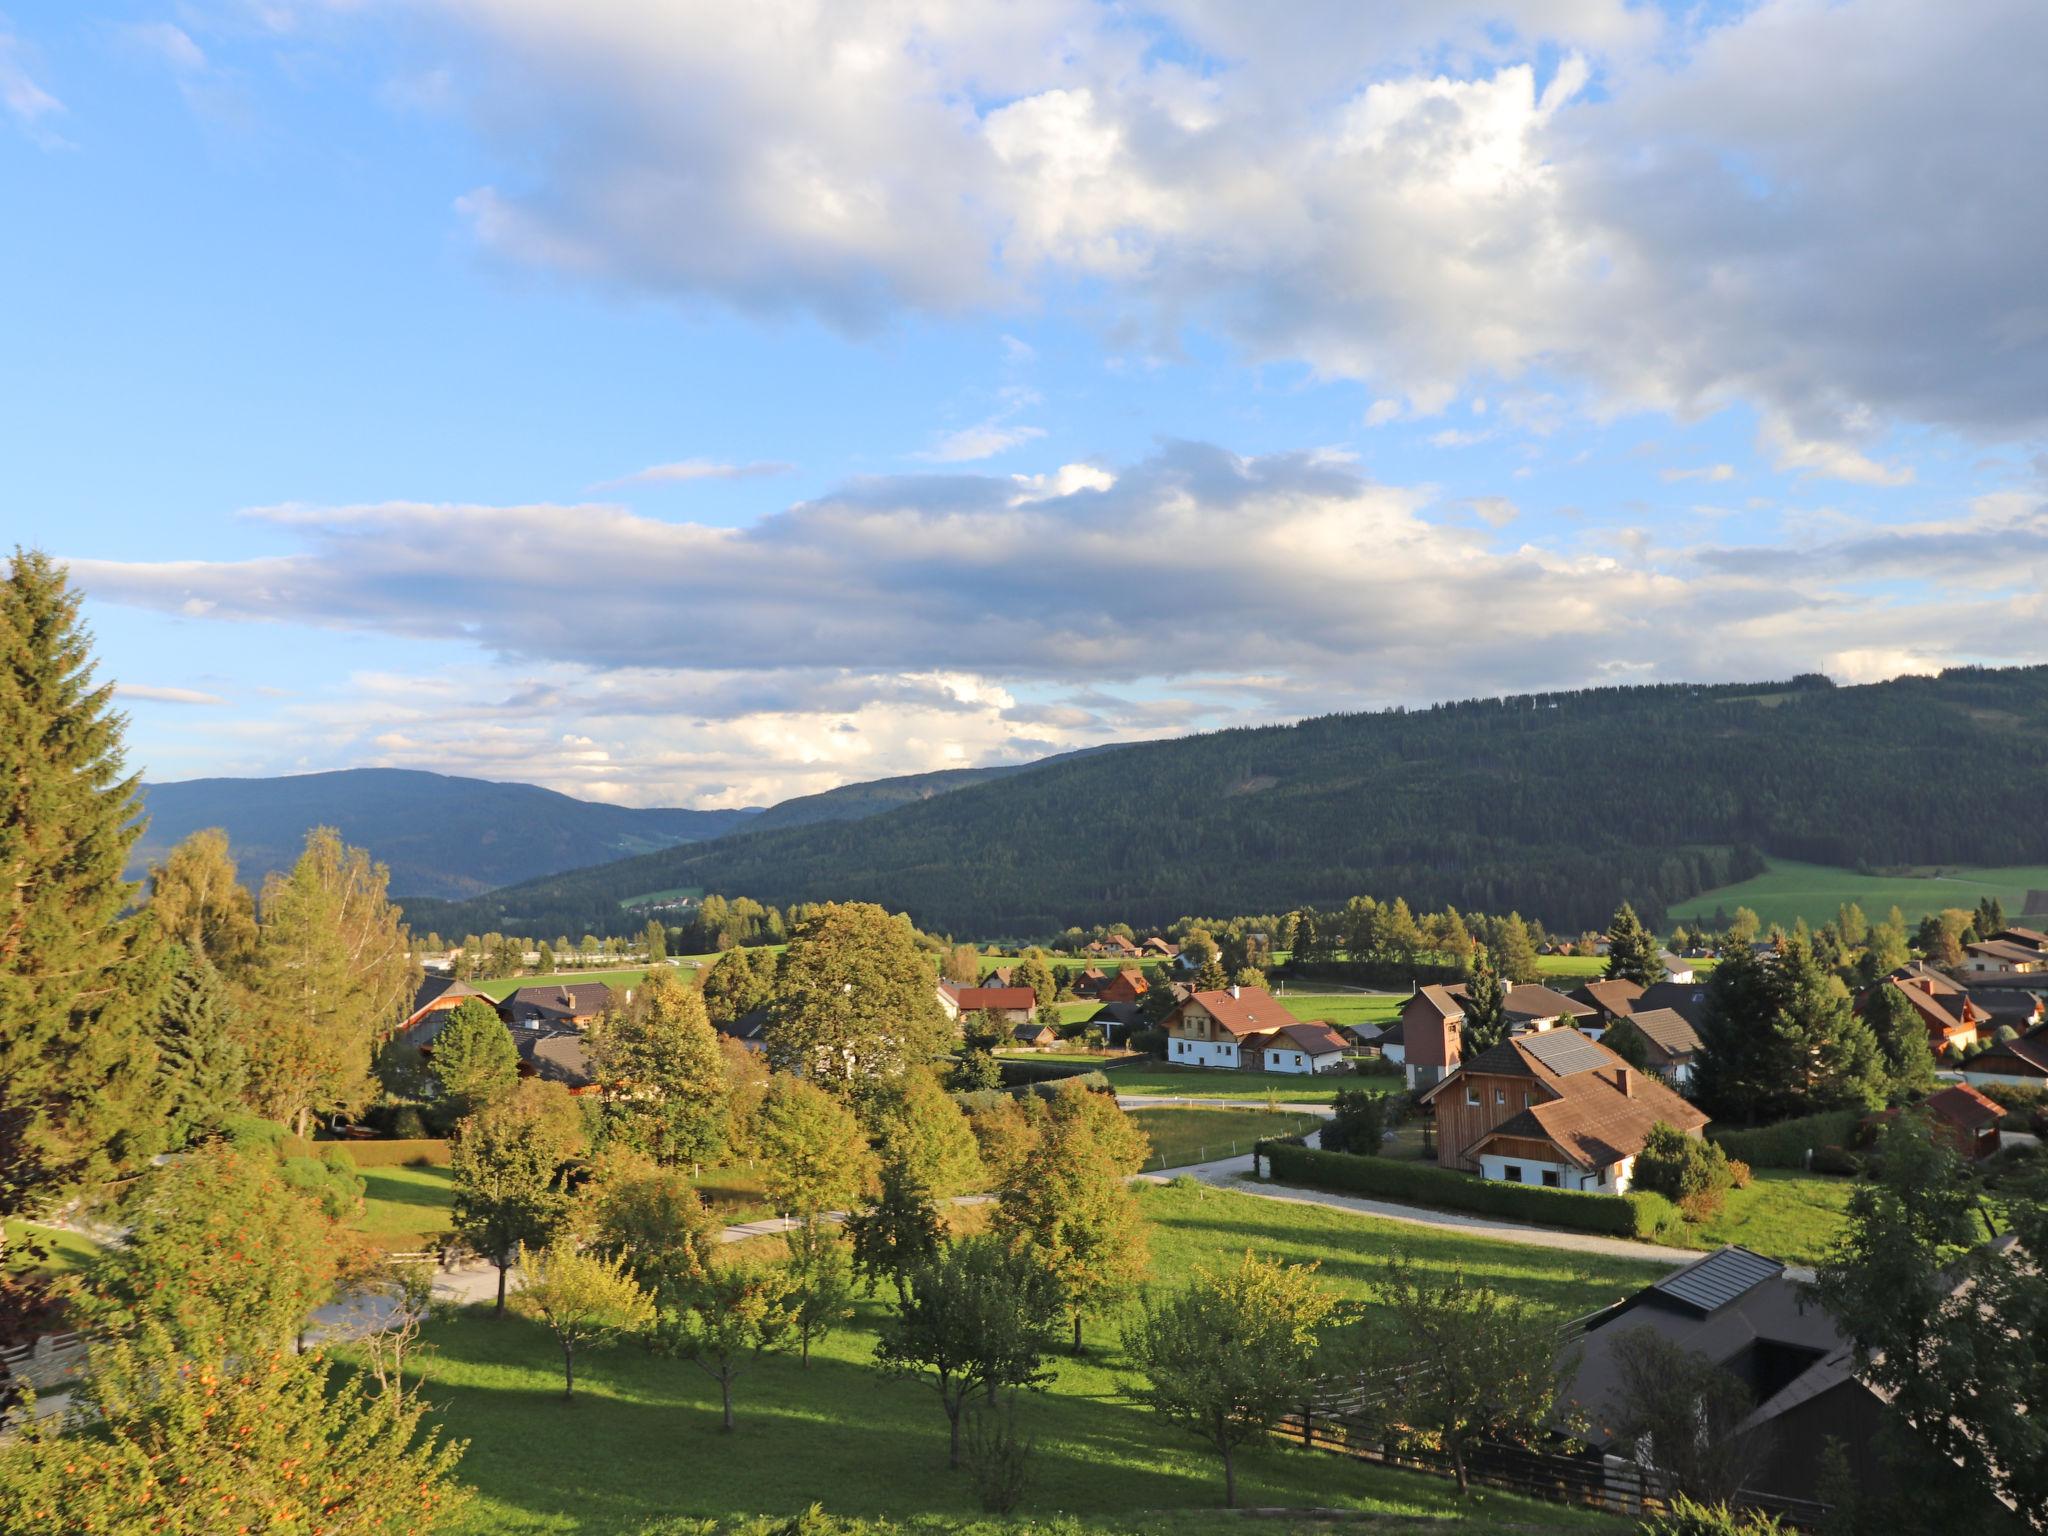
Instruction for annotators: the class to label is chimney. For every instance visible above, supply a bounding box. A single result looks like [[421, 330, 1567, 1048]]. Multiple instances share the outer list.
[[1228, 985, 1241, 999], [1616, 1067, 1633, 1097]]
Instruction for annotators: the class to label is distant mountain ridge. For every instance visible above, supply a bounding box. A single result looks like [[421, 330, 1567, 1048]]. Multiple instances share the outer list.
[[130, 769, 762, 900], [392, 666, 2048, 939], [745, 745, 1123, 832]]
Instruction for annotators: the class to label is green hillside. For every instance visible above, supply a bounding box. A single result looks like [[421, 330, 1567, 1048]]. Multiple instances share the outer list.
[[132, 768, 761, 899], [1671, 857, 2048, 932], [399, 666, 2048, 939]]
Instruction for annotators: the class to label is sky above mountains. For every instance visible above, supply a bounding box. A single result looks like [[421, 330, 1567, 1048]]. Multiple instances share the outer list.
[[7, 0, 2046, 809]]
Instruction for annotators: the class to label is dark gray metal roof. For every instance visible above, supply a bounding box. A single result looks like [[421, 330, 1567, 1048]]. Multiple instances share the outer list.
[[1519, 1029, 1612, 1078], [1651, 1245, 1784, 1314]]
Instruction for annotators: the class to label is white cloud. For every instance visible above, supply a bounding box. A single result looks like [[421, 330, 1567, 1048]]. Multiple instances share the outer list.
[[916, 419, 1046, 463], [68, 443, 2048, 802], [1756, 416, 1914, 488], [1661, 464, 1736, 484], [589, 458, 794, 491], [275, 0, 2047, 475], [0, 28, 62, 139], [118, 683, 229, 706], [120, 22, 207, 73]]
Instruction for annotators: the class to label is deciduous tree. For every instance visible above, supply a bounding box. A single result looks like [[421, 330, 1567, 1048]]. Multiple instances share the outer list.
[[1123, 1251, 1337, 1507], [146, 826, 259, 974], [991, 1086, 1149, 1353], [1356, 1254, 1563, 1495], [240, 827, 417, 1136], [451, 1081, 585, 1314], [585, 969, 729, 1167], [766, 902, 953, 1098], [579, 1153, 718, 1308], [659, 1262, 793, 1431], [1607, 1328, 1759, 1505], [751, 1076, 876, 1220], [512, 1242, 652, 1400], [846, 1161, 944, 1302], [875, 1235, 1059, 1468], [782, 1217, 855, 1367], [868, 1069, 982, 1198]]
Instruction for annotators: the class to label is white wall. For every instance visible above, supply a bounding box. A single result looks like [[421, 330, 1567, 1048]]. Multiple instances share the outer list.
[[1263, 1048, 1347, 1076], [1381, 1041, 1406, 1066], [1167, 1036, 1239, 1069], [1478, 1151, 1634, 1194]]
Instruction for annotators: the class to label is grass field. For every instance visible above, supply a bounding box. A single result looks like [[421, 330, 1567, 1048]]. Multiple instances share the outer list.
[[411, 1180, 1651, 1536], [1535, 954, 1606, 978], [1126, 1106, 1322, 1170], [1671, 856, 2048, 933], [1665, 1169, 1856, 1267], [470, 967, 652, 1001], [1098, 1061, 1385, 1103], [356, 1164, 456, 1251], [3, 1220, 101, 1274]]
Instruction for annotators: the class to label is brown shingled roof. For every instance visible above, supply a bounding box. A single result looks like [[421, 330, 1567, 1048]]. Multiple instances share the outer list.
[[1179, 986, 1295, 1037]]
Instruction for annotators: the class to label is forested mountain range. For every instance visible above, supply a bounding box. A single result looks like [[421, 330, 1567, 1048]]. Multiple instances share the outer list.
[[744, 746, 1117, 832], [394, 666, 2048, 940], [129, 769, 761, 899]]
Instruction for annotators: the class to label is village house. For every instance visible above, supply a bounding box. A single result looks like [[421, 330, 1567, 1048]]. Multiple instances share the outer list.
[[1566, 977, 1644, 1031], [1086, 1000, 1146, 1045], [398, 975, 489, 1045], [1602, 1006, 1703, 1088], [515, 1029, 595, 1092], [1070, 966, 1110, 999], [1869, 967, 1986, 1055], [943, 985, 1037, 1025], [1240, 1020, 1351, 1074], [1086, 933, 1141, 958], [1140, 936, 1176, 958], [1557, 1244, 2015, 1519], [1099, 967, 1149, 1005], [1010, 1019, 1060, 1048], [498, 980, 616, 1031], [1419, 1027, 1709, 1194], [1503, 983, 1599, 1032], [1871, 1084, 2003, 1161], [1396, 984, 1465, 1091], [1161, 985, 1346, 1073], [715, 1008, 772, 1054], [1959, 938, 2046, 976], [1962, 1024, 2048, 1087]]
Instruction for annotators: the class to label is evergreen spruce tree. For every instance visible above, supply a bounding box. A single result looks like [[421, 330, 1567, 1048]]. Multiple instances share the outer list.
[[1493, 912, 1542, 984], [1460, 952, 1511, 1056], [1603, 902, 1662, 987], [154, 948, 248, 1151], [427, 996, 521, 1128], [1862, 980, 1939, 1098], [0, 550, 173, 1231]]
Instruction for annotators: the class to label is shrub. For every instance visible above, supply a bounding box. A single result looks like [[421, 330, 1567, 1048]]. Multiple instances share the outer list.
[[1809, 1145, 1862, 1176], [1320, 1087, 1401, 1156], [997, 1058, 1100, 1086], [1639, 1495, 1791, 1535], [389, 1105, 431, 1140], [1977, 1082, 2048, 1112], [279, 1148, 366, 1220], [1711, 1110, 1862, 1170], [1725, 1158, 1752, 1190], [962, 1398, 1036, 1514], [1259, 1142, 1660, 1239], [1634, 1123, 1735, 1210], [1626, 1190, 1683, 1240]]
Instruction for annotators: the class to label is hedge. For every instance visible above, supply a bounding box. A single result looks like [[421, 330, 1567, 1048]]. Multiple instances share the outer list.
[[999, 1058, 1107, 1085], [952, 1073, 1112, 1114], [1709, 1110, 1862, 1170], [1258, 1141, 1676, 1240], [291, 1136, 454, 1168]]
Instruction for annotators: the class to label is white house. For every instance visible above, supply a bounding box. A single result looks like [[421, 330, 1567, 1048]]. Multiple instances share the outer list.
[[1162, 985, 1306, 1071]]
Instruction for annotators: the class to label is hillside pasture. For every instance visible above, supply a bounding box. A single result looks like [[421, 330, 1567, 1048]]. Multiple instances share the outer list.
[[1671, 856, 2048, 933], [1125, 1106, 1323, 1170], [412, 1180, 1651, 1536]]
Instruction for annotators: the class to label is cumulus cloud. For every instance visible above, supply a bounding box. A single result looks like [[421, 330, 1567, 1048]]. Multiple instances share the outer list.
[[294, 0, 2048, 473], [1661, 464, 1736, 485], [70, 442, 2048, 807]]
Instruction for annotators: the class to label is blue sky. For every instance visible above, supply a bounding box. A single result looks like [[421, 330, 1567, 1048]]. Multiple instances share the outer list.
[[5, 1, 2044, 807]]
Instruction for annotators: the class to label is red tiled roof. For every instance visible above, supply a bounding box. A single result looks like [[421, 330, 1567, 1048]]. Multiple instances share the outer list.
[[1177, 986, 1293, 1037], [952, 986, 1037, 1011], [1246, 1021, 1350, 1057], [1924, 1084, 2005, 1131]]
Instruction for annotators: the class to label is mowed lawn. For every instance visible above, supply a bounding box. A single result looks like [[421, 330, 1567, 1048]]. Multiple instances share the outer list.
[[411, 1180, 1653, 1536], [1664, 1169, 1857, 1268], [357, 1164, 455, 1250], [471, 968, 651, 1001], [1098, 1062, 1381, 1104], [1126, 1106, 1322, 1170], [1670, 856, 2048, 933]]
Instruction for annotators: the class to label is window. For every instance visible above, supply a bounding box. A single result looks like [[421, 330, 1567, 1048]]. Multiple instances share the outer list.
[[1504, 1164, 1524, 1183], [1495, 1087, 1507, 1105], [1466, 1084, 1480, 1106], [1293, 1054, 1303, 1066], [1542, 1170, 1560, 1188]]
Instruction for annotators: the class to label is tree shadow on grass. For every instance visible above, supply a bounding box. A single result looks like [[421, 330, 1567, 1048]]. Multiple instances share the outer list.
[[413, 1312, 1514, 1536]]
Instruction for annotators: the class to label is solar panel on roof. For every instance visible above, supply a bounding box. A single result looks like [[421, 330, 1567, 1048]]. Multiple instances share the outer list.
[[1519, 1030, 1611, 1077], [1653, 1246, 1783, 1314]]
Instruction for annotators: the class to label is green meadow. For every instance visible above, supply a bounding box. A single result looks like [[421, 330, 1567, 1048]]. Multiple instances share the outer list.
[[1670, 856, 2048, 932]]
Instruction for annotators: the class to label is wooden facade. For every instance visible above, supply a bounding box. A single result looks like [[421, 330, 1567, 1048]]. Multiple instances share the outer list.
[[1432, 1069, 1545, 1171]]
